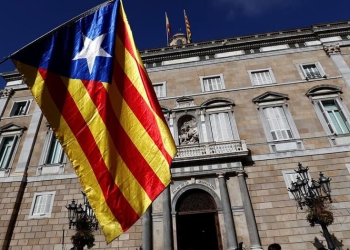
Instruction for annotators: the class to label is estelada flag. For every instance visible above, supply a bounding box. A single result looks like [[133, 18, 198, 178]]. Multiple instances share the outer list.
[[184, 10, 192, 43], [10, 0, 176, 243]]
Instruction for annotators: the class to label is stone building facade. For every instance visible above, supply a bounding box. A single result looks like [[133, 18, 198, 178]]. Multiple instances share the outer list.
[[1, 21, 350, 250]]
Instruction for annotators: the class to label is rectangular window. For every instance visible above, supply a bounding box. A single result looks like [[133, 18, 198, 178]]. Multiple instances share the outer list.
[[203, 77, 224, 91], [200, 74, 225, 92], [263, 107, 293, 140], [10, 100, 31, 116], [319, 100, 350, 134], [302, 64, 321, 79], [298, 62, 325, 80], [29, 192, 55, 218], [46, 137, 64, 164], [282, 170, 311, 199], [153, 82, 166, 98], [248, 68, 276, 86], [0, 136, 16, 169], [209, 113, 234, 142]]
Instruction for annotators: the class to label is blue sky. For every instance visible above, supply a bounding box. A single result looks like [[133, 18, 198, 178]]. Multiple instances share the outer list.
[[1, 0, 350, 87]]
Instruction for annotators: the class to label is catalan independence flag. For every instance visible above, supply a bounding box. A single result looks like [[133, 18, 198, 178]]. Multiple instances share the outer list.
[[10, 0, 176, 243]]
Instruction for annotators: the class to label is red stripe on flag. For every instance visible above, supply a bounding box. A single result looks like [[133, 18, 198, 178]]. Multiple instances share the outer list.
[[38, 68, 139, 231], [116, 13, 168, 127], [116, 16, 173, 165], [112, 60, 173, 166], [81, 77, 167, 200]]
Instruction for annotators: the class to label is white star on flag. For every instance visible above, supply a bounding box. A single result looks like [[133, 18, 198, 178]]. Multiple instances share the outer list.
[[73, 33, 112, 74]]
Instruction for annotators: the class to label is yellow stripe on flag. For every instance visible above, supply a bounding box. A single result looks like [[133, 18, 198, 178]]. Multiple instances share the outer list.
[[12, 61, 124, 240], [106, 81, 171, 185], [60, 77, 152, 215], [115, 36, 177, 160]]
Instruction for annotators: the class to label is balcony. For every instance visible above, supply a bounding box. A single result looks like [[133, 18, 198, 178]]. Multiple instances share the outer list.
[[173, 140, 249, 164]]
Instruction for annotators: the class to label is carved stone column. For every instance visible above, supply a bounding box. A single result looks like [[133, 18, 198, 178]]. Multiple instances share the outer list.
[[142, 206, 152, 250], [237, 171, 263, 250], [217, 173, 238, 250], [163, 185, 174, 250]]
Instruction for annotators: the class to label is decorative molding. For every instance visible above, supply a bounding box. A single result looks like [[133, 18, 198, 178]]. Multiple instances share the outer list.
[[323, 44, 341, 56], [0, 88, 14, 98]]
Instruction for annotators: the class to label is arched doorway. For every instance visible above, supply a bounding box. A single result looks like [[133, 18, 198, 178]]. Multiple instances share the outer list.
[[176, 189, 222, 250]]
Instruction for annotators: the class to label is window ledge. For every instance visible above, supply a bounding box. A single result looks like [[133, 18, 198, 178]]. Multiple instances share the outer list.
[[36, 164, 65, 175], [270, 140, 303, 152], [331, 135, 350, 146]]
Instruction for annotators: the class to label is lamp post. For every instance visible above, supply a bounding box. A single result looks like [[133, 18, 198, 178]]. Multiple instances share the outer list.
[[288, 163, 335, 250], [66, 192, 99, 250]]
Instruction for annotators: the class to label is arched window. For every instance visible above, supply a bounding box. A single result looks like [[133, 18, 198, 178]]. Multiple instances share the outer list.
[[200, 98, 239, 142], [306, 85, 350, 146]]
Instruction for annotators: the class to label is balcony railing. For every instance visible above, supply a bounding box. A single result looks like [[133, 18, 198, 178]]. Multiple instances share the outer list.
[[175, 140, 248, 160]]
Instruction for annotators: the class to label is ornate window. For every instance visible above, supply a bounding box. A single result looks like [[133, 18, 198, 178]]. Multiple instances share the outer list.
[[253, 92, 303, 152], [306, 85, 350, 146], [263, 107, 293, 140], [46, 136, 64, 164], [0, 123, 26, 177], [200, 98, 239, 143], [38, 126, 66, 175], [209, 113, 234, 142], [0, 136, 17, 169]]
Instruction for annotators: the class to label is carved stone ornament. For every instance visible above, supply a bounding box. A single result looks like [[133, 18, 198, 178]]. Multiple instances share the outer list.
[[176, 96, 195, 108], [1, 88, 14, 98], [323, 44, 340, 56], [178, 117, 199, 145]]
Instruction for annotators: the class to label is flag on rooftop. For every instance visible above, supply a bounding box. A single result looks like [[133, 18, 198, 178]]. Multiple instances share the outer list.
[[184, 10, 192, 43], [165, 12, 172, 44], [10, 0, 176, 243]]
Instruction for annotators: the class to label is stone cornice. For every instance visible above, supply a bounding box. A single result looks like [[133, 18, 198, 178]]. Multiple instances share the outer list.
[[140, 20, 350, 64]]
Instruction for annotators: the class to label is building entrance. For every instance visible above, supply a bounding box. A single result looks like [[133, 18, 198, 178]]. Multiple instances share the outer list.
[[176, 189, 222, 250]]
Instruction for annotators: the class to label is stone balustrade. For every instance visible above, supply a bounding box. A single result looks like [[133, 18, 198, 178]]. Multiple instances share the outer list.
[[175, 140, 248, 159]]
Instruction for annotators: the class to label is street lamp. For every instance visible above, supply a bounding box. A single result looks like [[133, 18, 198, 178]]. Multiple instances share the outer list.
[[288, 163, 335, 250], [66, 192, 99, 250]]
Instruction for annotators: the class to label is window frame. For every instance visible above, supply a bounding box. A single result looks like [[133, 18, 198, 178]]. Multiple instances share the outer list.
[[39, 129, 65, 166], [9, 100, 32, 117], [307, 85, 350, 145], [282, 170, 311, 199], [259, 104, 300, 143], [248, 68, 276, 86], [318, 99, 350, 135], [207, 111, 236, 142], [152, 81, 167, 98], [0, 135, 18, 170], [29, 191, 56, 219], [199, 74, 226, 92], [201, 99, 239, 143], [253, 92, 303, 152], [297, 62, 326, 80]]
